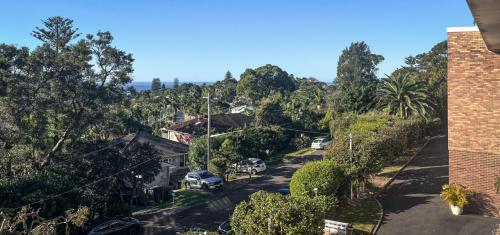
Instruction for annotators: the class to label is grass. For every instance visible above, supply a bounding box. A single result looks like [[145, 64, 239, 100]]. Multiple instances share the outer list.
[[333, 198, 381, 235], [159, 190, 214, 208], [265, 147, 312, 170], [284, 147, 313, 157]]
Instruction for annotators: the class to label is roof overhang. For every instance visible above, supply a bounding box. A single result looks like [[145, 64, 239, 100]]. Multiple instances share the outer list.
[[467, 0, 500, 54]]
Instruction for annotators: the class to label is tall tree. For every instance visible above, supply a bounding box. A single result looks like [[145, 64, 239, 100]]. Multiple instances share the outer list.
[[224, 70, 234, 81], [151, 78, 161, 96], [0, 17, 161, 231], [173, 77, 179, 89], [237, 64, 297, 104], [333, 42, 384, 113], [376, 72, 433, 119]]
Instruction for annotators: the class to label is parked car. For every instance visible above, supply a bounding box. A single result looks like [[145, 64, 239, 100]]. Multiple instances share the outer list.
[[184, 170, 223, 190], [217, 220, 231, 234], [88, 217, 141, 235], [232, 158, 267, 175], [311, 137, 332, 150], [277, 187, 290, 195]]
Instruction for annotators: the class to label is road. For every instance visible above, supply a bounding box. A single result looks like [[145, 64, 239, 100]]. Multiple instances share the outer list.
[[138, 150, 324, 235]]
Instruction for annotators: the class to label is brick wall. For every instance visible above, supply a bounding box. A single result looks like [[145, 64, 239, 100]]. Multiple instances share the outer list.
[[448, 29, 500, 216]]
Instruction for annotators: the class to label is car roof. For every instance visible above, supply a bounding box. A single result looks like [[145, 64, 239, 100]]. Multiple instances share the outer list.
[[190, 170, 208, 174], [248, 158, 262, 161]]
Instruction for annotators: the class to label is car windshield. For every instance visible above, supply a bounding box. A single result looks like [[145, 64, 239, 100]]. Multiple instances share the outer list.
[[256, 160, 264, 164], [198, 172, 214, 179], [313, 139, 323, 143]]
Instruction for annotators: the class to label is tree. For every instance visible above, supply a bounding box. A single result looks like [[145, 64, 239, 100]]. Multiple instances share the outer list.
[[376, 72, 433, 119], [402, 41, 447, 123], [0, 16, 160, 232], [151, 78, 162, 96], [333, 42, 384, 113], [224, 70, 234, 81], [255, 93, 288, 126], [290, 160, 346, 197], [237, 64, 297, 104], [173, 77, 179, 89], [231, 191, 335, 235], [283, 77, 328, 130]]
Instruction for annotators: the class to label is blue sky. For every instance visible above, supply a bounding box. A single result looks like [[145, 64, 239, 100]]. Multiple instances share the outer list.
[[1, 0, 473, 82]]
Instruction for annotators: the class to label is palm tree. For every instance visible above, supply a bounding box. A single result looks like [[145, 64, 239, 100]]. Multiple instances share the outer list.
[[377, 72, 433, 119]]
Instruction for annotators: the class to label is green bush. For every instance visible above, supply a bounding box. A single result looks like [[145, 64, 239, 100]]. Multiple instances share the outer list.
[[291, 135, 312, 150], [231, 191, 336, 235], [290, 160, 346, 197], [325, 114, 434, 186]]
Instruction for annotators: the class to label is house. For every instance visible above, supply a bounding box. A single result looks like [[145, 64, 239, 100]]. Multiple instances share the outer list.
[[447, 0, 500, 216], [161, 113, 252, 144], [230, 105, 255, 114], [125, 132, 189, 188]]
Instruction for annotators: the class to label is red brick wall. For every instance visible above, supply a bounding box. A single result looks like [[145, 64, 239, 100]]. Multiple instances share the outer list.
[[448, 29, 500, 216]]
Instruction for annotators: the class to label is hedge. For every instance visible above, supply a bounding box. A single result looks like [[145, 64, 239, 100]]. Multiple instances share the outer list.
[[290, 160, 346, 198], [325, 114, 440, 183]]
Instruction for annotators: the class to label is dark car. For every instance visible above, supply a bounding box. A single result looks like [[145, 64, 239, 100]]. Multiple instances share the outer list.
[[88, 217, 141, 235], [277, 187, 290, 195], [217, 220, 231, 234]]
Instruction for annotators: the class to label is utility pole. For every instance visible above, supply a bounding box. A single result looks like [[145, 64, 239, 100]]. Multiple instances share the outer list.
[[203, 93, 211, 170], [349, 133, 353, 200]]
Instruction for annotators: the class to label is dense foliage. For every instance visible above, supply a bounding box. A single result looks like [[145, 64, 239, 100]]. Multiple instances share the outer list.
[[188, 126, 290, 175], [290, 160, 346, 198], [231, 191, 335, 235], [332, 42, 384, 113], [325, 114, 439, 197], [237, 64, 297, 104], [0, 17, 161, 233], [377, 71, 433, 119]]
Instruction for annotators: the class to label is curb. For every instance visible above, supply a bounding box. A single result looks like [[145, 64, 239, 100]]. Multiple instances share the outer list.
[[371, 136, 434, 235]]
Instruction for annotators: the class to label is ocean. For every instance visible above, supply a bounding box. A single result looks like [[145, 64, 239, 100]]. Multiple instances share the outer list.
[[130, 81, 214, 91]]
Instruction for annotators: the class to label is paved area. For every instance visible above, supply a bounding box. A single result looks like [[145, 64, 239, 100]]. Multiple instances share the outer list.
[[377, 137, 499, 235], [138, 150, 323, 235]]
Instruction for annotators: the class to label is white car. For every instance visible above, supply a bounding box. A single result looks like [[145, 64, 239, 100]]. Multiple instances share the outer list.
[[311, 137, 332, 150], [233, 158, 267, 175]]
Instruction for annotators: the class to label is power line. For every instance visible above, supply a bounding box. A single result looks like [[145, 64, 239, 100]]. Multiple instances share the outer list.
[[0, 151, 186, 211]]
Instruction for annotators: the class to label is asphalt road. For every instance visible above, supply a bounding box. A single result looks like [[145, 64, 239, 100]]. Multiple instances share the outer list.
[[139, 150, 324, 235]]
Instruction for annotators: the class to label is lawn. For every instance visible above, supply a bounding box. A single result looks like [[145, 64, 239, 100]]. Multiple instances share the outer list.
[[159, 190, 214, 208], [333, 198, 381, 235]]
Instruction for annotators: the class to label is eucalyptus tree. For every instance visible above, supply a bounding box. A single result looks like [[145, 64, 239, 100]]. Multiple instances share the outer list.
[[376, 72, 433, 119]]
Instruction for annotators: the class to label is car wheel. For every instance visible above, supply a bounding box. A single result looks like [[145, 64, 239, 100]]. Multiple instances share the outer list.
[[128, 226, 137, 235], [251, 169, 257, 175], [202, 184, 209, 190]]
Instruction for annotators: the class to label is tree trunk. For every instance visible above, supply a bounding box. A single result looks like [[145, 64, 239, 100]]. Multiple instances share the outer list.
[[39, 108, 84, 169]]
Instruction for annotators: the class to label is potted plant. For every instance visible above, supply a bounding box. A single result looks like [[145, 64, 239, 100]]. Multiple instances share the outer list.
[[440, 183, 474, 215]]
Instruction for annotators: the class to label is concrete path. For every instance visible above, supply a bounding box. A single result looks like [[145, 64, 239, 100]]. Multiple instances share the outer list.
[[377, 137, 499, 235]]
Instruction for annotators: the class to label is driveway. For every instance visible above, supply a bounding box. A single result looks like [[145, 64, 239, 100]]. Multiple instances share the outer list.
[[377, 137, 499, 235], [139, 151, 323, 235]]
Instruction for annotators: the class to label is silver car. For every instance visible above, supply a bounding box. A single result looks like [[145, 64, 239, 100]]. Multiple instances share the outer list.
[[184, 170, 223, 190]]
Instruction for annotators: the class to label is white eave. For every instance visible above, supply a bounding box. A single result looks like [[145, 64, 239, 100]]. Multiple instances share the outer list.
[[446, 26, 479, 32]]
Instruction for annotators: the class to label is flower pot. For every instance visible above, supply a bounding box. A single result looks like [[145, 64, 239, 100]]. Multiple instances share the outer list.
[[450, 204, 463, 215]]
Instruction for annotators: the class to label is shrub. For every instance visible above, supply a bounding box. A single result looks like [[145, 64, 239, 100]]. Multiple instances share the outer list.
[[290, 160, 346, 197], [231, 191, 335, 235], [291, 135, 312, 150]]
